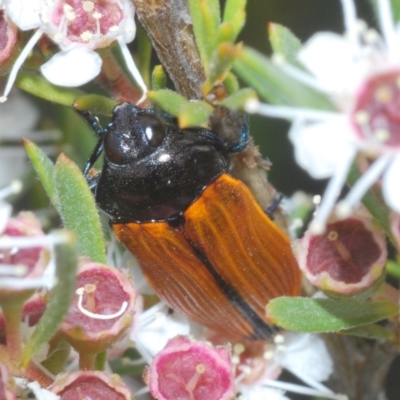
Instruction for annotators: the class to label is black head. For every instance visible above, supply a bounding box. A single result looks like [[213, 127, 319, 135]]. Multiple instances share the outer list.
[[88, 103, 231, 224]]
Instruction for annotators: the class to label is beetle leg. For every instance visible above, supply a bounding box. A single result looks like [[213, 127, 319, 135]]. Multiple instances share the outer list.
[[265, 193, 283, 220], [186, 127, 227, 150], [226, 116, 250, 153]]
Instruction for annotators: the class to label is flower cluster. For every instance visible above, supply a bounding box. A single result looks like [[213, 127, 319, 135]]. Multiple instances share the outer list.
[[0, 0, 147, 103], [247, 0, 400, 234]]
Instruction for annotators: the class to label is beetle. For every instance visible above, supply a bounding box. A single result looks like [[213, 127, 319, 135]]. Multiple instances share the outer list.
[[81, 102, 301, 341]]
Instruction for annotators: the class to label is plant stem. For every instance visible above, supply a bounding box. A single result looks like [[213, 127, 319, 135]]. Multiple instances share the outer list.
[[2, 300, 24, 362], [79, 351, 97, 371]]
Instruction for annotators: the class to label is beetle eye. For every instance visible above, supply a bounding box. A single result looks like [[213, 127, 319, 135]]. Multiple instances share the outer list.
[[103, 131, 124, 165], [140, 114, 166, 147]]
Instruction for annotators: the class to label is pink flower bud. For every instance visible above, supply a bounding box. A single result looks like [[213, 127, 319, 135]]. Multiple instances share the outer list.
[[60, 260, 136, 355], [48, 371, 131, 400], [297, 215, 387, 296], [0, 11, 18, 69], [144, 336, 235, 400], [0, 212, 50, 303], [0, 365, 15, 400], [389, 212, 400, 251]]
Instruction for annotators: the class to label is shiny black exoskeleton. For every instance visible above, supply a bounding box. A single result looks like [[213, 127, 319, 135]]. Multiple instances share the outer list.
[[83, 103, 236, 224]]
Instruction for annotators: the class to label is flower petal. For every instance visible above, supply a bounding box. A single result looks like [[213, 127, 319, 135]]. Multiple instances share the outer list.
[[298, 32, 365, 94], [289, 118, 355, 179], [382, 155, 400, 213], [5, 0, 46, 30], [120, 0, 136, 43], [40, 48, 102, 87], [278, 334, 333, 383]]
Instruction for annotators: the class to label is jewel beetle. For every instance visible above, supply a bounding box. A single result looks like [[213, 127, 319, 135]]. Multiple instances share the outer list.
[[82, 103, 302, 341]]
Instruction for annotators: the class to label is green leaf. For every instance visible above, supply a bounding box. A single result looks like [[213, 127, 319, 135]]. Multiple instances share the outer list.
[[137, 23, 152, 87], [148, 89, 191, 117], [369, 0, 400, 23], [151, 65, 167, 91], [341, 324, 397, 341], [234, 46, 334, 109], [222, 0, 246, 42], [54, 154, 106, 264], [16, 70, 83, 106], [22, 231, 78, 367], [391, 0, 400, 21], [347, 161, 394, 244], [178, 101, 213, 128], [24, 140, 58, 212], [224, 72, 239, 94], [221, 88, 258, 110], [386, 260, 400, 280], [188, 0, 220, 68], [73, 94, 116, 117], [268, 23, 303, 67], [203, 43, 241, 95], [266, 297, 398, 332]]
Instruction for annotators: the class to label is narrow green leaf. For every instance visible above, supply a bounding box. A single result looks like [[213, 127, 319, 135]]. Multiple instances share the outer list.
[[222, 0, 246, 41], [268, 23, 303, 67], [24, 140, 58, 211], [188, 0, 220, 68], [391, 0, 400, 21], [347, 161, 394, 244], [22, 231, 78, 367], [341, 324, 397, 341], [267, 297, 398, 332], [221, 88, 258, 110], [224, 72, 239, 94], [369, 0, 400, 23], [203, 43, 241, 95], [73, 94, 116, 117], [148, 89, 191, 118], [151, 65, 167, 91], [54, 154, 106, 264], [386, 260, 400, 280], [137, 23, 152, 87], [217, 23, 235, 44], [234, 46, 334, 109], [178, 101, 213, 128], [17, 70, 83, 106]]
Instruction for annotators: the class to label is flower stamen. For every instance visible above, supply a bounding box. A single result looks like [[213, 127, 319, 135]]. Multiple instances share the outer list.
[[0, 180, 22, 200], [0, 28, 44, 102], [75, 286, 128, 320], [336, 153, 394, 217]]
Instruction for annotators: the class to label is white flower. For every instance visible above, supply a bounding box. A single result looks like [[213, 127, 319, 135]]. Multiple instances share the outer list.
[[0, 190, 68, 292], [237, 333, 347, 400], [0, 0, 146, 103], [131, 302, 191, 365], [246, 0, 400, 233], [27, 381, 60, 400]]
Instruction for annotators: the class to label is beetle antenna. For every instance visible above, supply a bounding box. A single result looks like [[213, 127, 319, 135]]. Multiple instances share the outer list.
[[76, 109, 109, 177], [83, 138, 104, 176], [265, 193, 284, 220], [77, 110, 105, 137]]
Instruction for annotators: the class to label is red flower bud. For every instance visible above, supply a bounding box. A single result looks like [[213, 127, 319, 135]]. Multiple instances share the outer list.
[[49, 371, 132, 400], [144, 336, 235, 400], [297, 215, 387, 296], [60, 260, 136, 357]]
